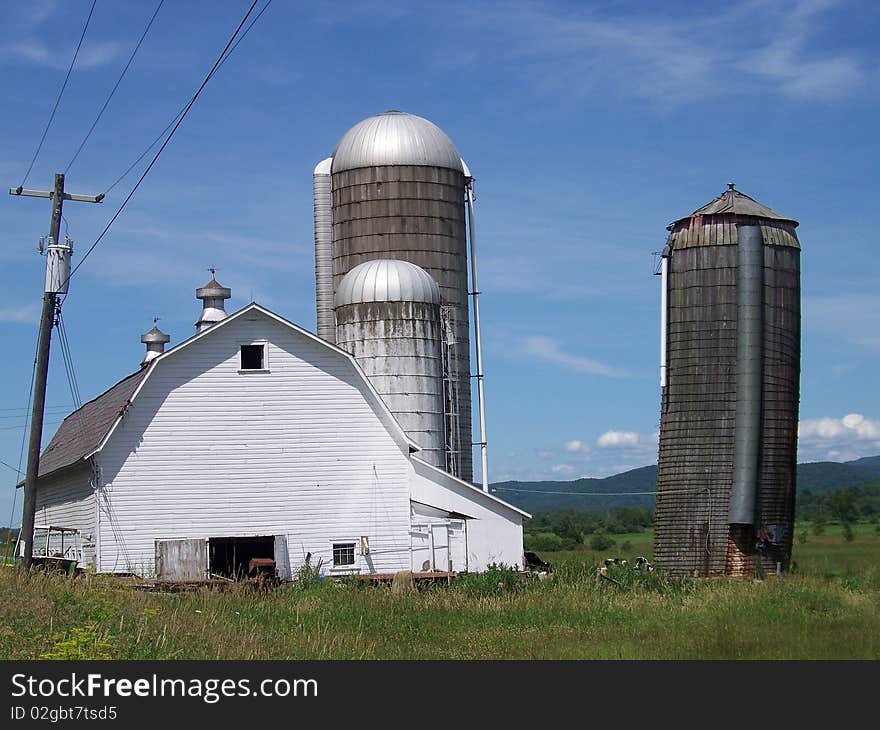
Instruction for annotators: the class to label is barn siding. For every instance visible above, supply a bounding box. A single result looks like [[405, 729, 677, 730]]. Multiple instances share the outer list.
[[410, 459, 525, 572], [95, 313, 413, 577], [34, 464, 96, 566]]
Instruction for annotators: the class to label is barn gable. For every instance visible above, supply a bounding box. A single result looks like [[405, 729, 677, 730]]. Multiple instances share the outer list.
[[92, 305, 417, 575]]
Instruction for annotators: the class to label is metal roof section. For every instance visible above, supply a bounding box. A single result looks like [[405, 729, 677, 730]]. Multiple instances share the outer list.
[[195, 276, 232, 300], [669, 183, 799, 229], [412, 456, 532, 520], [335, 259, 441, 308], [331, 111, 464, 174], [313, 157, 332, 175], [33, 369, 147, 479]]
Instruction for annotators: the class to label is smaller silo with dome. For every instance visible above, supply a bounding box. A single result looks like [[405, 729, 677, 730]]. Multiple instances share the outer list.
[[334, 259, 447, 469]]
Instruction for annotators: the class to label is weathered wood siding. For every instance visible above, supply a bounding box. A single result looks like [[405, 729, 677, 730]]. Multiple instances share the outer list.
[[95, 313, 413, 577], [332, 165, 473, 482], [655, 239, 800, 577]]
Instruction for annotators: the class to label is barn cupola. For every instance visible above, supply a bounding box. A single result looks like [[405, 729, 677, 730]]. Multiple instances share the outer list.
[[140, 319, 170, 366], [195, 269, 232, 332]]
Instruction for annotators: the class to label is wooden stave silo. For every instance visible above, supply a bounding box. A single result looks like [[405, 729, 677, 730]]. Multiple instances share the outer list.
[[654, 185, 801, 577]]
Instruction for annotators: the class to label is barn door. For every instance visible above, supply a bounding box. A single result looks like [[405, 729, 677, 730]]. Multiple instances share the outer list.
[[155, 539, 207, 581], [431, 525, 449, 572]]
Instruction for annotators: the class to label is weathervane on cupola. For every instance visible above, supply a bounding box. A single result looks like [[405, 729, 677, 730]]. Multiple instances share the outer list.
[[195, 267, 232, 332], [140, 316, 170, 367]]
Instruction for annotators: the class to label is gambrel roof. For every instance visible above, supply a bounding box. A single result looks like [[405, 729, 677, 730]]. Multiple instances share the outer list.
[[31, 303, 419, 481]]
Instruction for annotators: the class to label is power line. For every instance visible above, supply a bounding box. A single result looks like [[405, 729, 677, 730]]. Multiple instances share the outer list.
[[18, 0, 98, 188], [0, 460, 22, 476], [65, 0, 166, 174], [103, 0, 272, 196], [491, 487, 658, 496], [65, 0, 264, 289]]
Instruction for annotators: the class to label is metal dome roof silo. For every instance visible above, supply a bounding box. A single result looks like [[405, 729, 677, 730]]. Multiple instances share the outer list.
[[654, 184, 801, 577], [314, 110, 475, 482], [331, 111, 464, 173], [334, 259, 441, 307], [335, 260, 446, 469]]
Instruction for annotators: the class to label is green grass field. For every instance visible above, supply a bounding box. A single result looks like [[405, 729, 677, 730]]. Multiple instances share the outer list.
[[1, 526, 877, 660]]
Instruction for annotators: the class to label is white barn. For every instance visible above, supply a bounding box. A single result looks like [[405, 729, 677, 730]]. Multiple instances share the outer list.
[[29, 303, 527, 580]]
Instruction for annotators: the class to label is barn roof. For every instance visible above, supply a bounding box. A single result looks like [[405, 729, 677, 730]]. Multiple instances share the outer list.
[[31, 368, 147, 480], [29, 303, 421, 486]]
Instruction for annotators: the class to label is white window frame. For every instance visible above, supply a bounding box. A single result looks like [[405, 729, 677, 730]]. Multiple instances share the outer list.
[[330, 540, 358, 573], [238, 340, 269, 373]]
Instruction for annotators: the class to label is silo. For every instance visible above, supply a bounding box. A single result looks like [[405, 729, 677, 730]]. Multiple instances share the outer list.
[[335, 259, 446, 469], [654, 184, 801, 577], [315, 110, 474, 482]]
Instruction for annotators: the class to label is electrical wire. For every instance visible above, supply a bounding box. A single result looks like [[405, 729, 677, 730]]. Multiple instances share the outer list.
[[63, 0, 264, 291], [0, 460, 22, 475], [491, 487, 659, 496], [18, 0, 98, 188], [102, 0, 272, 196], [65, 0, 165, 174]]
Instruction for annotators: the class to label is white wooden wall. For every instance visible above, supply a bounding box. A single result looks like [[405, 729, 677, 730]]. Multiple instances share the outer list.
[[95, 312, 413, 577], [410, 458, 525, 571], [34, 464, 96, 566]]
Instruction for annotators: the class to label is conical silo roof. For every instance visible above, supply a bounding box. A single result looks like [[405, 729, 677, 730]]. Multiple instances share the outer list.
[[666, 183, 800, 249], [669, 183, 799, 229]]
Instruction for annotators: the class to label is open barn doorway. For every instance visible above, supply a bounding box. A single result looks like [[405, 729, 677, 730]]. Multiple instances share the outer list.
[[208, 536, 275, 580]]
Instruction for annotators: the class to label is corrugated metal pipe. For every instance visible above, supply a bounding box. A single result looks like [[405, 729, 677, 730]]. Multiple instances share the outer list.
[[729, 223, 764, 525], [313, 157, 334, 343]]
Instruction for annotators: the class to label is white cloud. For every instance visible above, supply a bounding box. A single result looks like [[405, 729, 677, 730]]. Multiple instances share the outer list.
[[798, 413, 880, 462], [564, 439, 590, 454], [522, 336, 624, 377], [0, 304, 40, 324], [551, 464, 575, 475], [596, 430, 640, 448], [799, 413, 880, 442]]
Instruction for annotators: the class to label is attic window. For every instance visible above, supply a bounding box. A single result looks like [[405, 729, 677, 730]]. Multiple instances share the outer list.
[[240, 344, 265, 371]]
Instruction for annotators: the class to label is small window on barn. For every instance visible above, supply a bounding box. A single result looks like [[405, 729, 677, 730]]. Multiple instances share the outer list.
[[240, 343, 265, 371], [332, 543, 355, 567]]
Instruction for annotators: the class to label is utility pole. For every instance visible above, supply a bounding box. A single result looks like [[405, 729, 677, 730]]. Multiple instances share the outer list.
[[9, 173, 103, 569]]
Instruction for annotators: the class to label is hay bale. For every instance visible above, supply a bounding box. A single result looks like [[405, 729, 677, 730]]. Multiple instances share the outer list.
[[391, 570, 415, 594]]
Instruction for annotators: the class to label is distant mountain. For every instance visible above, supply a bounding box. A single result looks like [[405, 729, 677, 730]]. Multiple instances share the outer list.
[[490, 456, 880, 514]]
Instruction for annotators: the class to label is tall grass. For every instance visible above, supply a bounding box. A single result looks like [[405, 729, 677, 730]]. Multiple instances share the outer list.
[[1, 535, 878, 660]]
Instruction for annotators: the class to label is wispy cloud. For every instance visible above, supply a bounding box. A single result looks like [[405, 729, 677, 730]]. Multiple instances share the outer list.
[[0, 40, 123, 70], [0, 303, 41, 324], [522, 335, 625, 377], [460, 0, 867, 105]]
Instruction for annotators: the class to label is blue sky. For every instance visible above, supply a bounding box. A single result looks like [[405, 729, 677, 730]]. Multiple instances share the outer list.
[[1, 0, 879, 523]]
